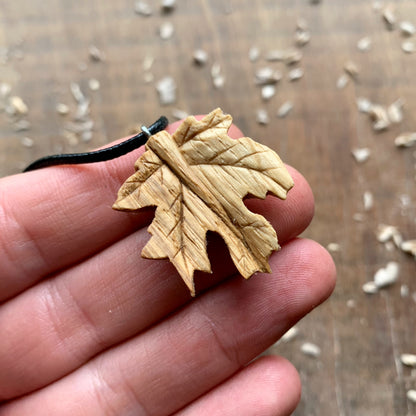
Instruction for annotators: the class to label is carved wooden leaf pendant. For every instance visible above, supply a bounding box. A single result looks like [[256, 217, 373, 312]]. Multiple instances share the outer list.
[[113, 108, 294, 295]]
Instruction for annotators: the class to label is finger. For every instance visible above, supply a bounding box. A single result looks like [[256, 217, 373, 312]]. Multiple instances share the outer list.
[[0, 165, 312, 400], [0, 139, 147, 302], [175, 356, 301, 416], [0, 119, 247, 302], [1, 239, 335, 415]]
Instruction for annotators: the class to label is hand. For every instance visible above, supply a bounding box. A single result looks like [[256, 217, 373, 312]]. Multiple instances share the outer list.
[[0, 120, 335, 416]]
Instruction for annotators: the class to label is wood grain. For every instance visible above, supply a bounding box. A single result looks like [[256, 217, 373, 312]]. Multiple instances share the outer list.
[[113, 109, 293, 295], [1, 1, 415, 414]]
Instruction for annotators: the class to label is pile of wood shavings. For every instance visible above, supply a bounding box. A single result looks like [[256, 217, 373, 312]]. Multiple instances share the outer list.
[[0, 38, 106, 162], [137, 5, 307, 124], [248, 17, 312, 125], [329, 3, 416, 307], [0, 82, 33, 150]]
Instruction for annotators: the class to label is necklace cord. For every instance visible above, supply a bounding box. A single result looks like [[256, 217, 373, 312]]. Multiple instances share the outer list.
[[23, 116, 169, 172]]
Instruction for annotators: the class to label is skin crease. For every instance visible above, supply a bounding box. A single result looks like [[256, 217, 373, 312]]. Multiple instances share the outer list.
[[0, 116, 336, 415]]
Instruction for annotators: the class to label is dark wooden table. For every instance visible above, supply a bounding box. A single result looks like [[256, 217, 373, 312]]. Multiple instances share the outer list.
[[1, 1, 415, 414]]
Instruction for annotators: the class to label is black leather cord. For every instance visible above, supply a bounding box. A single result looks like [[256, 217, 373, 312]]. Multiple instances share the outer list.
[[23, 116, 169, 172]]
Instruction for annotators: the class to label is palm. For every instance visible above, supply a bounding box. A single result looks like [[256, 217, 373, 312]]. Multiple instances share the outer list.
[[0, 121, 335, 416]]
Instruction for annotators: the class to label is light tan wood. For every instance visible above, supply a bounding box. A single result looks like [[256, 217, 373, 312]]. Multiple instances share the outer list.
[[113, 108, 294, 295]]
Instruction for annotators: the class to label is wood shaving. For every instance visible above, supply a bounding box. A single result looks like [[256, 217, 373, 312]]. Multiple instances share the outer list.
[[372, 1, 382, 12], [347, 299, 357, 308], [401, 354, 416, 367], [211, 63, 225, 89], [135, 0, 152, 16], [171, 108, 189, 120], [401, 284, 410, 297], [382, 5, 396, 30], [401, 240, 416, 257], [248, 46, 260, 62], [156, 76, 177, 105], [369, 105, 390, 131], [357, 36, 372, 52], [56, 103, 69, 115], [161, 0, 176, 12], [265, 49, 302, 65], [213, 75, 226, 89], [193, 49, 208, 65], [89, 45, 105, 62], [261, 85, 276, 101], [261, 85, 275, 101], [277, 101, 294, 118], [399, 194, 410, 209], [70, 82, 86, 104], [395, 132, 416, 148], [20, 137, 34, 148], [399, 21, 416, 37], [5, 104, 17, 117], [88, 78, 100, 91], [159, 22, 174, 40], [256, 109, 269, 125], [295, 30, 311, 47], [285, 49, 303, 65], [353, 213, 365, 222], [66, 83, 94, 142], [14, 119, 31, 131], [81, 130, 93, 142], [387, 98, 404, 123], [301, 342, 321, 358], [211, 62, 221, 78], [336, 74, 349, 89], [374, 262, 399, 288], [288, 67, 304, 81], [377, 224, 402, 246], [344, 61, 360, 79], [401, 40, 416, 54], [407, 390, 416, 404], [392, 232, 404, 248], [363, 191, 374, 211], [357, 97, 372, 113], [327, 242, 341, 252], [265, 49, 286, 62], [359, 98, 404, 131], [296, 18, 308, 32], [280, 326, 299, 342], [255, 67, 282, 85], [9, 96, 28, 115], [363, 281, 378, 294], [65, 120, 94, 134], [63, 130, 79, 147], [142, 55, 154, 71], [74, 99, 90, 121], [0, 82, 11, 98], [352, 147, 371, 163], [373, 118, 390, 132]]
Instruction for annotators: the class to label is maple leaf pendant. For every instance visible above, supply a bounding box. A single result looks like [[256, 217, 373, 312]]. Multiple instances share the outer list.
[[113, 108, 294, 296]]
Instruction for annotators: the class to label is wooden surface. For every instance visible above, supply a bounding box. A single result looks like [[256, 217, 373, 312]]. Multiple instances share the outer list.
[[1, 1, 415, 414]]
